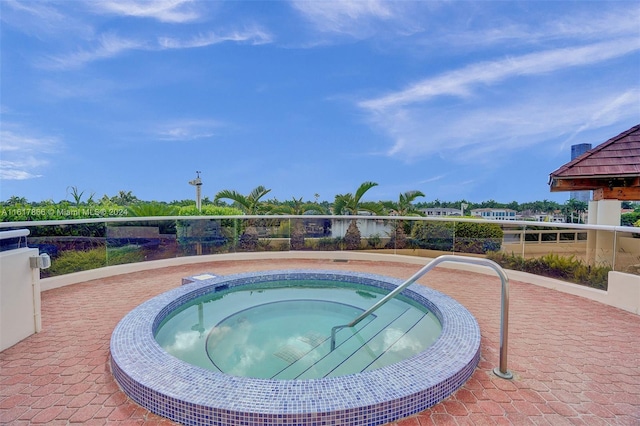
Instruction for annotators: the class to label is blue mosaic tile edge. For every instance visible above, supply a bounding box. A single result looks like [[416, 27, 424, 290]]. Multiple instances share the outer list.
[[110, 269, 481, 426]]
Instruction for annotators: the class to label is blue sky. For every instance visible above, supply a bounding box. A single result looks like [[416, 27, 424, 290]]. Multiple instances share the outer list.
[[1, 1, 639, 205]]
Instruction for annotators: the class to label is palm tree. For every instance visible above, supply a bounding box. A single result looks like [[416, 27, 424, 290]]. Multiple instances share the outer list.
[[382, 190, 425, 216], [5, 196, 27, 206], [214, 186, 271, 251], [127, 202, 178, 217], [334, 181, 383, 250], [382, 190, 425, 249], [271, 197, 327, 250], [127, 202, 179, 234], [565, 199, 589, 223], [67, 186, 84, 207], [110, 190, 138, 206]]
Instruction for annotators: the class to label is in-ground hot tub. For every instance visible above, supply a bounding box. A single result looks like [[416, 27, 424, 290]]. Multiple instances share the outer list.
[[110, 270, 481, 425]]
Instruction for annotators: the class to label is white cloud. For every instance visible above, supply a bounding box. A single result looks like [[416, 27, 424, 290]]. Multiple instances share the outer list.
[[91, 0, 201, 23], [419, 175, 446, 184], [292, 0, 392, 25], [543, 8, 640, 41], [559, 89, 640, 150], [2, 0, 66, 25], [155, 119, 224, 141], [158, 27, 273, 49], [0, 161, 44, 180], [364, 87, 640, 165], [0, 129, 59, 152], [0, 0, 94, 39], [39, 27, 272, 69], [38, 33, 145, 70], [359, 38, 640, 111], [290, 0, 421, 39], [448, 7, 640, 48], [0, 129, 60, 180], [346, 6, 640, 167]]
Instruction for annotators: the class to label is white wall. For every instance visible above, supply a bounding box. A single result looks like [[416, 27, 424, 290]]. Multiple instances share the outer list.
[[40, 251, 640, 315], [331, 218, 392, 239], [1, 247, 42, 351]]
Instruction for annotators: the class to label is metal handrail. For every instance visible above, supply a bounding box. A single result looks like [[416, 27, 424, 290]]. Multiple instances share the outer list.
[[330, 254, 513, 379]]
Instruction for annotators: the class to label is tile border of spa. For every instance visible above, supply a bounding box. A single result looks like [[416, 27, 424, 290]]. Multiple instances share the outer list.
[[109, 269, 481, 426]]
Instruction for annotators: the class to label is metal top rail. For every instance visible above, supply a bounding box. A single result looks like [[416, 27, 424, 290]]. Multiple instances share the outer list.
[[1, 214, 638, 234], [0, 229, 30, 240], [330, 254, 513, 379]]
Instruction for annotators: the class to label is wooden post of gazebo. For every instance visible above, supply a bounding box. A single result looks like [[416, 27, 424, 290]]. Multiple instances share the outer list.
[[549, 124, 640, 266]]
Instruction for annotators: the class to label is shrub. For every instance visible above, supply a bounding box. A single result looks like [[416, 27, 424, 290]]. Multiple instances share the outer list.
[[45, 248, 106, 277], [178, 205, 243, 216], [44, 246, 144, 277], [278, 241, 291, 251], [453, 221, 503, 253], [486, 251, 610, 290], [317, 237, 342, 251], [410, 220, 503, 253], [127, 202, 178, 217], [107, 245, 146, 265], [367, 234, 381, 248], [621, 211, 640, 227], [410, 221, 454, 251], [28, 223, 106, 238]]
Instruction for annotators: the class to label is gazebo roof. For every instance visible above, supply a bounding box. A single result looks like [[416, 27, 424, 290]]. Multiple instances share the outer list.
[[549, 124, 640, 200]]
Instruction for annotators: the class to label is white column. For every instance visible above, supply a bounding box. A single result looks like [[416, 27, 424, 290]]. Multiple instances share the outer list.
[[590, 200, 621, 266], [586, 201, 598, 263]]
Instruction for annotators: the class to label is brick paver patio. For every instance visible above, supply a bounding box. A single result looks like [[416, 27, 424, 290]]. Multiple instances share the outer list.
[[1, 258, 639, 425]]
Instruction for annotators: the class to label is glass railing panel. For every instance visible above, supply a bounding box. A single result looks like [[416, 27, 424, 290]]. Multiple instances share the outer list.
[[613, 229, 640, 275], [323, 217, 347, 251], [4, 216, 636, 287], [513, 224, 611, 290], [27, 222, 107, 278], [408, 219, 455, 256], [451, 220, 503, 255], [219, 218, 240, 253], [220, 217, 288, 253], [520, 225, 588, 261], [362, 218, 389, 251], [234, 217, 258, 252], [379, 218, 409, 253], [290, 217, 332, 251], [106, 219, 178, 264], [289, 217, 314, 251], [499, 223, 526, 257], [254, 217, 290, 252], [176, 217, 235, 255], [358, 217, 390, 251]]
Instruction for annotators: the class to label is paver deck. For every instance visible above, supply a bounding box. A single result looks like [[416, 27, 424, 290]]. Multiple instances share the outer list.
[[1, 258, 639, 425]]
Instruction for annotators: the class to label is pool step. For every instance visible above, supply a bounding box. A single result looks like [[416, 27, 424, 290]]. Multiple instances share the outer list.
[[273, 331, 327, 363], [271, 308, 427, 380], [364, 312, 439, 372], [327, 310, 431, 377]]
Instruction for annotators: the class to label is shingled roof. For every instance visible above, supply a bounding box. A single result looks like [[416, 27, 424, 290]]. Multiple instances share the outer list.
[[549, 124, 640, 200]]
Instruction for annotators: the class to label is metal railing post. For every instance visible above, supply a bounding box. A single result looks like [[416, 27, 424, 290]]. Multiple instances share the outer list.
[[329, 254, 514, 379]]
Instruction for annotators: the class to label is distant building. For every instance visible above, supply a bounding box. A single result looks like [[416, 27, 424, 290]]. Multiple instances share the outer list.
[[570, 143, 592, 202], [420, 208, 462, 217], [533, 213, 566, 223], [470, 208, 517, 220], [517, 210, 566, 223]]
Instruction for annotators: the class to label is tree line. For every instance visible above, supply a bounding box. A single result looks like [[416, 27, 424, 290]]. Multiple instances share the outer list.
[[2, 183, 639, 225]]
